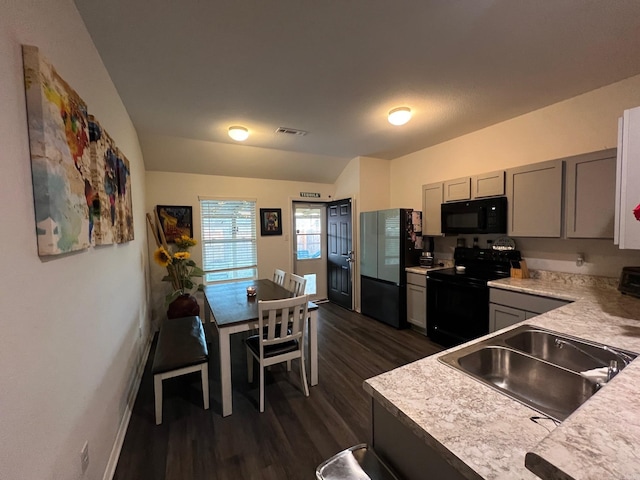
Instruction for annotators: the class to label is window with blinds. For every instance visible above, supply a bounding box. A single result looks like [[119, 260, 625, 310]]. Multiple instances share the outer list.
[[200, 199, 257, 283]]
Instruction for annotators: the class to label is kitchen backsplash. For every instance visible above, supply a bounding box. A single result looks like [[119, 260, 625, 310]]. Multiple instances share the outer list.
[[528, 269, 618, 288]]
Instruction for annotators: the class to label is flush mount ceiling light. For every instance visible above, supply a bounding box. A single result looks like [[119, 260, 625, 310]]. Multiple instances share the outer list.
[[228, 126, 249, 141], [388, 107, 412, 126]]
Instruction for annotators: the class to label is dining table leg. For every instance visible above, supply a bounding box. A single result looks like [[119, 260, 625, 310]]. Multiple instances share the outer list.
[[309, 310, 318, 386], [204, 299, 210, 323], [218, 327, 233, 416]]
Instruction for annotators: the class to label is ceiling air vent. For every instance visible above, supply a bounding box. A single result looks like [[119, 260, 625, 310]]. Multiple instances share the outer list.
[[276, 127, 308, 136]]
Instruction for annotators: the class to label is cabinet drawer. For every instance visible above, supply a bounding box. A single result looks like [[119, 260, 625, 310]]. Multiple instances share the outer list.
[[407, 272, 427, 287], [490, 288, 570, 314]]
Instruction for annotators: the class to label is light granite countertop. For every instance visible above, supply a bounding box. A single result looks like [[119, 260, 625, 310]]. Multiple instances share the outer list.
[[363, 274, 640, 480], [405, 263, 452, 275]]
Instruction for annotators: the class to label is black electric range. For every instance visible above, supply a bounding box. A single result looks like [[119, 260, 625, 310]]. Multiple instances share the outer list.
[[427, 247, 521, 347]]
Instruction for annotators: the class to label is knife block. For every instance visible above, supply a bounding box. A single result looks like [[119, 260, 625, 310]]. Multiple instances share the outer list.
[[510, 259, 529, 279]]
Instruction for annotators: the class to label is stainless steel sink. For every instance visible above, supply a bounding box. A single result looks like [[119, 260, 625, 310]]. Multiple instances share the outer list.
[[456, 346, 600, 421], [503, 328, 636, 373], [439, 325, 637, 422]]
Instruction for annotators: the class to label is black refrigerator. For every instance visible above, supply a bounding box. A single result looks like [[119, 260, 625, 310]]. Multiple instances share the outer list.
[[360, 208, 422, 328]]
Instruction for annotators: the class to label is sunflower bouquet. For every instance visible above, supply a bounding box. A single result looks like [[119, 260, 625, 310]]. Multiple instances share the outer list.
[[147, 213, 204, 305]]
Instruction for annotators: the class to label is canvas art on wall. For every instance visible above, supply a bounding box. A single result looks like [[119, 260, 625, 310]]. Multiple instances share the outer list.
[[23, 46, 134, 255], [88, 116, 119, 245], [23, 45, 92, 256], [156, 206, 193, 242], [116, 150, 134, 243]]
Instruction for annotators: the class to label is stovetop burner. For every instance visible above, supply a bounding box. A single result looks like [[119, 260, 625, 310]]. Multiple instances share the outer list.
[[428, 247, 521, 286]]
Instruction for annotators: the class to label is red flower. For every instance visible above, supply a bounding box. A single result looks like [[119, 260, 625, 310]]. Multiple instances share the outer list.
[[634, 203, 640, 222]]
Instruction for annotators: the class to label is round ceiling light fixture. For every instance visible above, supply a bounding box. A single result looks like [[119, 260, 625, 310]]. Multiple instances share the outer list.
[[388, 107, 412, 126], [228, 125, 249, 141]]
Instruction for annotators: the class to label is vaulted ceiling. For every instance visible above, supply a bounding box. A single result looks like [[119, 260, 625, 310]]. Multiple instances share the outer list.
[[75, 0, 640, 183]]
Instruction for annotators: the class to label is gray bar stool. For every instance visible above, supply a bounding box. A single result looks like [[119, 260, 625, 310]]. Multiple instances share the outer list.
[[316, 444, 400, 480]]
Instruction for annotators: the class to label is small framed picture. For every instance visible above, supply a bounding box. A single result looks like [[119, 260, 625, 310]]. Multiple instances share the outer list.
[[156, 205, 193, 243], [260, 208, 282, 236]]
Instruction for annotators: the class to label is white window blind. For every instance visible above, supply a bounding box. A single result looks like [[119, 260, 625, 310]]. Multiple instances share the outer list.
[[200, 199, 257, 283]]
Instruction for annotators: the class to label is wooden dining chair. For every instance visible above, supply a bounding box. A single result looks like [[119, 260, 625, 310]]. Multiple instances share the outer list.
[[285, 272, 307, 296], [272, 268, 286, 286], [245, 295, 310, 412]]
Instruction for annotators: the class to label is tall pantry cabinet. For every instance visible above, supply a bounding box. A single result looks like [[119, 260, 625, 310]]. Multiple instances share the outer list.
[[616, 106, 640, 250]]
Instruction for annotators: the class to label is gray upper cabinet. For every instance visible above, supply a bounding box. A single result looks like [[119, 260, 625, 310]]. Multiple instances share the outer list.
[[444, 171, 505, 202], [422, 182, 444, 236], [506, 159, 564, 237], [443, 177, 471, 202], [472, 170, 505, 198], [565, 149, 616, 239]]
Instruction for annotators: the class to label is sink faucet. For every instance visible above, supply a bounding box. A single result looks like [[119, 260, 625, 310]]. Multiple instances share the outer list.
[[607, 360, 619, 382], [554, 338, 628, 383]]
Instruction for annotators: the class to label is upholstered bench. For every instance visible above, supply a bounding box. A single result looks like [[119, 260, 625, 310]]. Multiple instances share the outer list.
[[152, 315, 209, 425]]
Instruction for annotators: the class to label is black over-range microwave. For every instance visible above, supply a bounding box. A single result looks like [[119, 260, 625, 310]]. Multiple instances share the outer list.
[[441, 196, 507, 235]]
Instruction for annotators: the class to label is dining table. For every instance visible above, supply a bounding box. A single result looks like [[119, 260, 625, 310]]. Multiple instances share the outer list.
[[203, 278, 318, 416]]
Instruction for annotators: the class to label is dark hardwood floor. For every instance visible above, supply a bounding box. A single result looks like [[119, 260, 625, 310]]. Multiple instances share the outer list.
[[114, 303, 443, 479]]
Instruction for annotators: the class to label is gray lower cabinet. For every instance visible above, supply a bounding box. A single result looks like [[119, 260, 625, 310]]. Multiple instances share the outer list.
[[372, 400, 468, 480], [489, 288, 570, 332], [406, 272, 426, 331]]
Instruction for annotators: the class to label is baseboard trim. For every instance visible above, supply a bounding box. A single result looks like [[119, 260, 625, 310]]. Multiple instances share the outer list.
[[102, 334, 153, 480]]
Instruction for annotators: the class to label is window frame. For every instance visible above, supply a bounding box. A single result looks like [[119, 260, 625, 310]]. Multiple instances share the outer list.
[[199, 197, 258, 284]]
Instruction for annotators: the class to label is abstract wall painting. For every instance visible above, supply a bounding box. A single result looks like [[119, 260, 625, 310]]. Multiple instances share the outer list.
[[116, 150, 134, 243], [23, 45, 92, 256], [23, 45, 134, 256], [88, 116, 119, 245]]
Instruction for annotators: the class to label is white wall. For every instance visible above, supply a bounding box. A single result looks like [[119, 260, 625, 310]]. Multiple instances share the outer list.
[[359, 156, 391, 212], [0, 1, 149, 479], [390, 74, 640, 276], [333, 156, 360, 201], [145, 171, 335, 323]]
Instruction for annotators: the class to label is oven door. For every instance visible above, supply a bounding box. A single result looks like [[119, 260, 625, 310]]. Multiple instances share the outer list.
[[426, 277, 489, 347]]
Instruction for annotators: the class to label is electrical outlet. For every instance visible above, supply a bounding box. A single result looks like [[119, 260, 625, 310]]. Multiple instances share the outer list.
[[80, 441, 89, 474]]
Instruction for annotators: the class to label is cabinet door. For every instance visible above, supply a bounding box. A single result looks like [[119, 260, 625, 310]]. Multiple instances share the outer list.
[[472, 170, 505, 198], [565, 149, 616, 239], [615, 107, 640, 249], [443, 177, 471, 202], [489, 303, 526, 333], [406, 284, 426, 328], [506, 159, 563, 237], [422, 183, 443, 236]]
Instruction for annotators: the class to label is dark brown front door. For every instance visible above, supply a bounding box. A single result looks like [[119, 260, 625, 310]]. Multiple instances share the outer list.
[[326, 198, 353, 309]]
